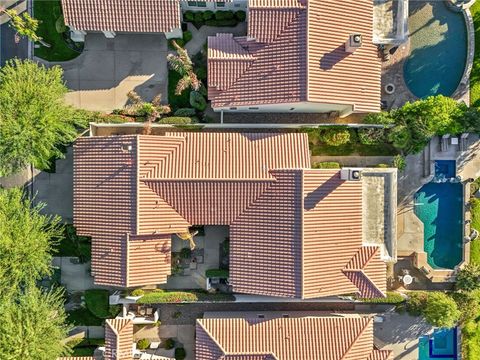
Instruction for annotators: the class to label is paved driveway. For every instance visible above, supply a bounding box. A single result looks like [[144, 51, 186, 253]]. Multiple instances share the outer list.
[[42, 33, 169, 112]]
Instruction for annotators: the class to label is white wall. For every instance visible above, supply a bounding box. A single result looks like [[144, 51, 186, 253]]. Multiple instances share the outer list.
[[165, 28, 183, 39], [212, 101, 354, 117], [180, 0, 247, 11]]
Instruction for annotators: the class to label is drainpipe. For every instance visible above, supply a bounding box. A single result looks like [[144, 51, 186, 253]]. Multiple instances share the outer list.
[[220, 110, 224, 124]]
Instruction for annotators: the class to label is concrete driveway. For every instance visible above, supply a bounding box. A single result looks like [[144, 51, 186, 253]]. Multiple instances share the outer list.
[[41, 33, 169, 112]]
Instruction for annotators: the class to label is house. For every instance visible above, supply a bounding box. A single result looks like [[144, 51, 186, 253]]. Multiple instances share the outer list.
[[61, 0, 246, 42], [73, 132, 389, 299], [196, 314, 393, 359], [207, 0, 382, 117]]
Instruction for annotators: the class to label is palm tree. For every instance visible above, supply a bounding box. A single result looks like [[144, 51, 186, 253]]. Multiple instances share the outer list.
[[123, 91, 171, 135], [167, 40, 201, 95]]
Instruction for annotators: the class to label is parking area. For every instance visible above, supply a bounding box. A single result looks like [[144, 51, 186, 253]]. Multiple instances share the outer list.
[[39, 33, 169, 112]]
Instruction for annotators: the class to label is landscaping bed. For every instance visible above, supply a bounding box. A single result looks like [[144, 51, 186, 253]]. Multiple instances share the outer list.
[[183, 10, 246, 28], [34, 0, 83, 61], [55, 224, 91, 262], [470, 1, 480, 106], [137, 289, 234, 304]]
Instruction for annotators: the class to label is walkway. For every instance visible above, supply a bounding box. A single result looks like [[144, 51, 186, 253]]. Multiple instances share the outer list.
[[185, 22, 247, 56], [38, 33, 169, 112]]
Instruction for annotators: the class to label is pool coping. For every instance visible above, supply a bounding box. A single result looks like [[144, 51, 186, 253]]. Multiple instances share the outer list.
[[451, 6, 474, 105]]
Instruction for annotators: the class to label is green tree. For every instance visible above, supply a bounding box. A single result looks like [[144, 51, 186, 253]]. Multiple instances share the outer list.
[[0, 188, 62, 296], [2, 9, 42, 43], [423, 292, 460, 328], [320, 127, 351, 146], [392, 154, 406, 171], [0, 286, 71, 360], [456, 264, 480, 292], [0, 59, 83, 176]]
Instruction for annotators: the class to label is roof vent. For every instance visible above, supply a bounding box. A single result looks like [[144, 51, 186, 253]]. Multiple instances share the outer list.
[[345, 34, 362, 53], [121, 144, 133, 152], [340, 168, 362, 181]]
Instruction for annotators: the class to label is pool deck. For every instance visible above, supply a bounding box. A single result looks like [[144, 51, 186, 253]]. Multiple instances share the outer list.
[[396, 134, 480, 285]]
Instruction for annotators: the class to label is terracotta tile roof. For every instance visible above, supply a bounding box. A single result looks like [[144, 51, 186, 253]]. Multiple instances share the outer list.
[[208, 0, 381, 112], [196, 317, 392, 360], [61, 0, 181, 33], [58, 358, 94, 360], [105, 319, 133, 360]]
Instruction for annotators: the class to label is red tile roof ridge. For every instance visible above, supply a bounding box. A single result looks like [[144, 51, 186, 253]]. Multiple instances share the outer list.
[[196, 319, 229, 355], [249, 0, 306, 9], [339, 317, 373, 360], [344, 246, 380, 271], [106, 318, 132, 336]]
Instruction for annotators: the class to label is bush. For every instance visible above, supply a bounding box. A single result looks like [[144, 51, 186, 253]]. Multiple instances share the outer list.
[[174, 108, 196, 117], [376, 164, 389, 168], [169, 38, 185, 50], [205, 19, 237, 27], [180, 247, 192, 259], [183, 30, 192, 43], [196, 66, 207, 81], [235, 10, 246, 22], [203, 10, 214, 21], [358, 128, 385, 145], [215, 10, 234, 20], [320, 127, 351, 146], [165, 338, 175, 350], [357, 291, 405, 304], [138, 290, 198, 304], [190, 91, 207, 111], [205, 269, 229, 278], [194, 11, 204, 24], [130, 289, 145, 297], [392, 154, 406, 171], [55, 15, 66, 33], [184, 11, 195, 22], [312, 162, 341, 169], [159, 117, 192, 125], [137, 339, 150, 350], [175, 347, 186, 360], [406, 291, 429, 316], [424, 292, 460, 328], [363, 112, 395, 125], [456, 264, 480, 291]]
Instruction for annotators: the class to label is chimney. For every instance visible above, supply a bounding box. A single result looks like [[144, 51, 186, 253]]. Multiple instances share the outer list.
[[345, 34, 362, 53]]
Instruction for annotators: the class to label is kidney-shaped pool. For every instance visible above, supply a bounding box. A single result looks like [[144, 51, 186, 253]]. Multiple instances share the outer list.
[[404, 1, 467, 98]]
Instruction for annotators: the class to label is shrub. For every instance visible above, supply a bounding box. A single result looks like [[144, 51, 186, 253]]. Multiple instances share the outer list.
[[184, 11, 195, 22], [456, 264, 480, 292], [190, 91, 207, 111], [358, 291, 405, 304], [158, 117, 192, 125], [174, 108, 196, 117], [363, 112, 395, 125], [376, 164, 389, 168], [203, 10, 214, 21], [194, 11, 204, 24], [235, 10, 247, 22], [215, 10, 234, 20], [205, 19, 237, 27], [388, 125, 411, 150], [130, 289, 145, 297], [169, 38, 185, 50], [312, 162, 341, 169], [320, 127, 351, 146], [137, 339, 150, 350], [392, 154, 406, 171], [406, 291, 429, 316], [180, 247, 192, 259], [138, 290, 198, 304], [424, 292, 460, 328], [196, 66, 207, 81], [55, 15, 66, 33], [175, 347, 186, 360], [358, 127, 385, 145], [205, 269, 229, 278], [164, 338, 175, 350], [85, 290, 119, 319], [183, 30, 192, 43]]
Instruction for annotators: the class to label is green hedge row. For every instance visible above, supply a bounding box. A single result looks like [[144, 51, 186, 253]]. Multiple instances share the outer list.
[[183, 10, 246, 28]]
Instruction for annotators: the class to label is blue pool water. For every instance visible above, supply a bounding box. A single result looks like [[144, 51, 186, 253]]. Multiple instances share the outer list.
[[419, 328, 457, 360], [404, 1, 467, 98], [414, 161, 463, 269]]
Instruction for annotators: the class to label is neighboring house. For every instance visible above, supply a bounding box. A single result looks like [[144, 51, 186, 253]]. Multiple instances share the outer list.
[[207, 0, 381, 117], [73, 132, 388, 299], [196, 314, 393, 359], [61, 0, 246, 41]]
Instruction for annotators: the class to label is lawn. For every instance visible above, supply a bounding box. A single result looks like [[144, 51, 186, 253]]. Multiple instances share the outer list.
[[470, 198, 480, 265], [34, 0, 82, 61], [138, 289, 235, 304], [85, 289, 120, 319], [168, 70, 191, 110], [67, 308, 104, 326], [55, 224, 91, 262], [470, 1, 480, 106]]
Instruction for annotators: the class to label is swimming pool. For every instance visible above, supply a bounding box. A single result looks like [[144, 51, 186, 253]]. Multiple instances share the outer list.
[[414, 161, 463, 269], [404, 1, 467, 98], [419, 328, 458, 360]]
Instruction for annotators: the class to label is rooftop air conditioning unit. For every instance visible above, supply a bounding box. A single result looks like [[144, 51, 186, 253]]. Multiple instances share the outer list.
[[340, 168, 362, 181], [345, 34, 362, 53]]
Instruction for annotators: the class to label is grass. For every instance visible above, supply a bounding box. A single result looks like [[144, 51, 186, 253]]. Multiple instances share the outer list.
[[68, 338, 105, 356], [34, 0, 82, 61], [470, 1, 480, 106], [85, 289, 120, 319], [357, 291, 405, 304], [138, 289, 235, 304], [470, 198, 480, 265], [67, 308, 104, 326], [168, 70, 191, 110]]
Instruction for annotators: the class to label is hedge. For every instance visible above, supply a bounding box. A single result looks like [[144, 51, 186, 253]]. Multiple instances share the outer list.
[[357, 291, 405, 304], [235, 10, 246, 22], [175, 347, 186, 360], [159, 117, 192, 125], [205, 269, 229, 278], [312, 162, 341, 169], [85, 290, 120, 319], [190, 91, 207, 111], [205, 19, 237, 27], [138, 290, 198, 303], [174, 108, 196, 117]]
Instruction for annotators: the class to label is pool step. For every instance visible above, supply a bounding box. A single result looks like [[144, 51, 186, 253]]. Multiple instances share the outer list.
[[430, 270, 456, 283]]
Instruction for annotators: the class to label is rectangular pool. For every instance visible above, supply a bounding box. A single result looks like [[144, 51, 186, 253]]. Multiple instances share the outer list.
[[419, 328, 457, 360]]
